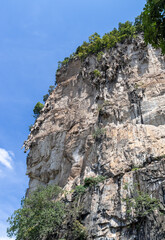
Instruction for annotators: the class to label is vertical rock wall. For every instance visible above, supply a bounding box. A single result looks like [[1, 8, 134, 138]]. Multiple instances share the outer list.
[[24, 35, 165, 239]]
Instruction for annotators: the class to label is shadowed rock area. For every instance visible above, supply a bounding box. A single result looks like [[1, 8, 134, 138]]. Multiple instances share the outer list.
[[24, 35, 165, 240]]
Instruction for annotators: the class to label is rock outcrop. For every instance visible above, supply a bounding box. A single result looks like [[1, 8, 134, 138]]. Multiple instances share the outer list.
[[24, 35, 165, 240]]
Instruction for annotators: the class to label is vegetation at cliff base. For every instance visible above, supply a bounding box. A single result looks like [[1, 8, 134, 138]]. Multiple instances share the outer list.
[[7, 185, 64, 240], [7, 184, 88, 240], [7, 176, 107, 240]]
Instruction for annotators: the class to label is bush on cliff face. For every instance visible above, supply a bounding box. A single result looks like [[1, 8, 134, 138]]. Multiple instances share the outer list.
[[72, 220, 88, 240], [84, 175, 107, 187], [33, 102, 44, 119], [7, 185, 65, 240], [122, 183, 164, 220], [43, 85, 55, 103]]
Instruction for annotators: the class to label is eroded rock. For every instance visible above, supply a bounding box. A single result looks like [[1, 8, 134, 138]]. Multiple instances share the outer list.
[[24, 35, 165, 239]]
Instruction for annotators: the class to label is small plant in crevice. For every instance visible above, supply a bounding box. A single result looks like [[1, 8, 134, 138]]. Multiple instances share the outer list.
[[74, 185, 87, 196], [103, 100, 109, 106], [30, 84, 55, 128], [97, 104, 103, 113], [92, 127, 106, 139], [134, 83, 139, 89], [93, 69, 101, 78], [153, 154, 165, 161], [84, 175, 107, 187], [72, 220, 88, 240], [43, 85, 55, 103], [28, 124, 33, 132], [97, 51, 104, 61], [97, 100, 110, 112], [132, 166, 141, 171], [122, 183, 164, 220], [97, 100, 110, 113]]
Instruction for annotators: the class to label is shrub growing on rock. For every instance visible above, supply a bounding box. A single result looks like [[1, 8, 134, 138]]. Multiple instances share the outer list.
[[84, 175, 107, 187], [33, 102, 44, 119], [122, 183, 164, 220]]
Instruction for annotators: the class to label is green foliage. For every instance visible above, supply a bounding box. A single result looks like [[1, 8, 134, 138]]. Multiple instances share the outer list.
[[72, 220, 87, 240], [58, 20, 141, 70], [97, 104, 103, 113], [57, 57, 70, 69], [134, 15, 143, 33], [93, 69, 101, 78], [7, 185, 64, 240], [118, 21, 136, 42], [92, 127, 106, 139], [84, 175, 106, 187], [56, 8, 164, 72], [48, 85, 55, 95], [62, 57, 70, 66], [74, 185, 86, 195], [103, 100, 109, 106], [122, 183, 163, 219], [97, 100, 110, 113], [43, 85, 55, 103], [43, 93, 49, 102], [142, 0, 165, 53], [33, 102, 44, 119], [7, 183, 89, 240], [58, 61, 62, 69], [28, 124, 33, 132], [97, 51, 104, 61], [132, 167, 140, 171]]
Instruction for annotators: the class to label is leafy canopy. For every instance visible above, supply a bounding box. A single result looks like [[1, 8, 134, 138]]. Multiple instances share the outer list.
[[7, 185, 64, 240], [122, 183, 164, 219], [43, 85, 55, 102], [58, 21, 137, 69], [142, 0, 165, 53], [7, 176, 107, 239], [33, 102, 44, 119]]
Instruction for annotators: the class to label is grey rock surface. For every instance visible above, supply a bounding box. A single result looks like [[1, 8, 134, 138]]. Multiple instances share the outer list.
[[24, 35, 165, 239]]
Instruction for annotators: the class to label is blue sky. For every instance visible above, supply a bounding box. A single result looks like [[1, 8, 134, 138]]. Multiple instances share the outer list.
[[0, 0, 145, 239]]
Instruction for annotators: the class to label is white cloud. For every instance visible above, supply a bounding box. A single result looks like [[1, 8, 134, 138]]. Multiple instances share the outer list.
[[0, 221, 15, 240], [0, 148, 14, 169], [0, 237, 15, 240]]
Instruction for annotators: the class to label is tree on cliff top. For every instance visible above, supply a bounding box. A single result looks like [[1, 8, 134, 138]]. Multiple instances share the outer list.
[[142, 0, 165, 53]]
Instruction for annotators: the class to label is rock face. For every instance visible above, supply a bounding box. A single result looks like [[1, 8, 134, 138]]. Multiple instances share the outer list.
[[24, 35, 165, 240]]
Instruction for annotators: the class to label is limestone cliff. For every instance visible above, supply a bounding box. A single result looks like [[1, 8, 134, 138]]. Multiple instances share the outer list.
[[24, 35, 165, 240]]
